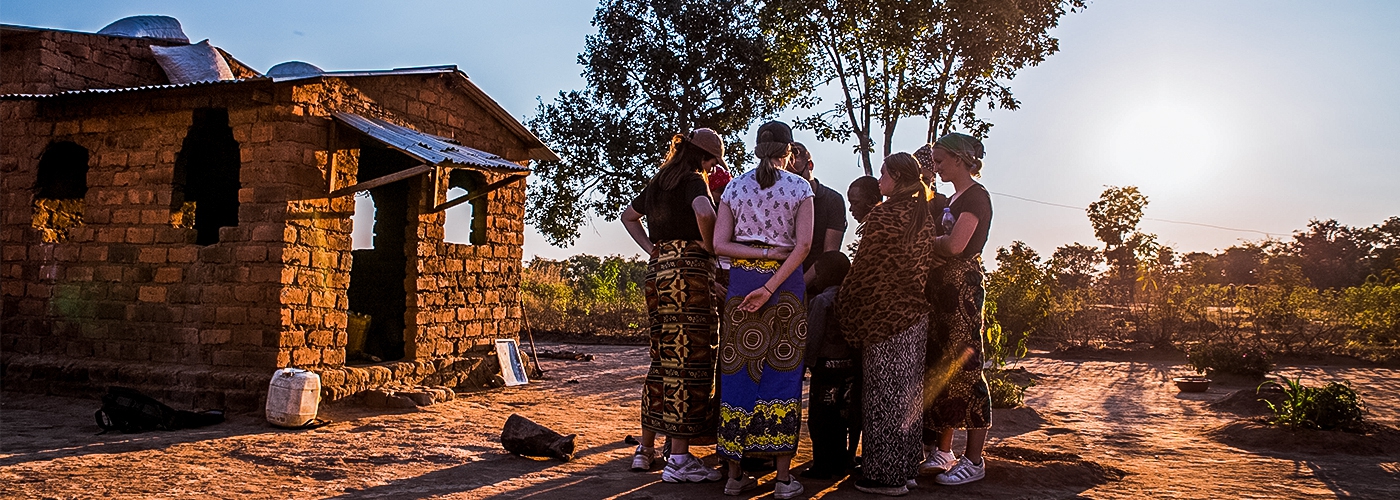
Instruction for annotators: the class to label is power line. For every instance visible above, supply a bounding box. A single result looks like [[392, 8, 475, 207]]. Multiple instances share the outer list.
[[986, 190, 1283, 239]]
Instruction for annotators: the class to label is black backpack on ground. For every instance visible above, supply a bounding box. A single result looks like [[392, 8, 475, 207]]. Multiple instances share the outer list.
[[94, 386, 225, 433]]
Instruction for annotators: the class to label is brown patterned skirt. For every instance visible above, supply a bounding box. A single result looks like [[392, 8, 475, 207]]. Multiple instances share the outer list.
[[923, 256, 992, 430], [641, 240, 719, 438]]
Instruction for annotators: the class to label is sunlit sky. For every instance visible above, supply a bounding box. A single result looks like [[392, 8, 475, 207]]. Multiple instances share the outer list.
[[6, 1, 1398, 263]]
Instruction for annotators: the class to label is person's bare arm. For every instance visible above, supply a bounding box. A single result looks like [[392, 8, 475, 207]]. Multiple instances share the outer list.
[[621, 206, 653, 255], [935, 213, 980, 257], [692, 196, 717, 254], [739, 198, 814, 312], [802, 228, 845, 284], [715, 203, 794, 260]]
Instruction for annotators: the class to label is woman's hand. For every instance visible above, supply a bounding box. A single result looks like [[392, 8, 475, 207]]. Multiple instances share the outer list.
[[767, 246, 795, 260], [738, 287, 772, 312]]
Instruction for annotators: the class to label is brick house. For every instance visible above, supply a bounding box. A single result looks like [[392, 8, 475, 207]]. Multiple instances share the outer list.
[[0, 22, 556, 409]]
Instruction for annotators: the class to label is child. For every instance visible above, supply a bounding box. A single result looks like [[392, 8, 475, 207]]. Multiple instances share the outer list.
[[800, 250, 861, 479]]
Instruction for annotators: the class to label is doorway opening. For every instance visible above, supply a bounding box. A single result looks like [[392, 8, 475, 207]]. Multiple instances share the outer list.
[[346, 142, 419, 363], [171, 108, 241, 245]]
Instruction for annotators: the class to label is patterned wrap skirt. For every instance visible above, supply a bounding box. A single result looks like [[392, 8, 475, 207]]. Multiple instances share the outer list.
[[924, 256, 992, 430], [641, 240, 719, 439], [862, 317, 928, 485], [717, 255, 808, 460]]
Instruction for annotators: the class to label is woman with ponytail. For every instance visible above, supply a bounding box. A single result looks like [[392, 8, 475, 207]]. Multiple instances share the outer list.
[[621, 128, 727, 483], [713, 121, 813, 499], [836, 152, 938, 496]]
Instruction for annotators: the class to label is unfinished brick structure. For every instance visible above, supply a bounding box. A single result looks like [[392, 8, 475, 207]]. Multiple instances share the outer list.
[[1, 23, 556, 410]]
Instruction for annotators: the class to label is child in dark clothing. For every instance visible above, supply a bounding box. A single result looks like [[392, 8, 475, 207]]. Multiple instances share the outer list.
[[801, 251, 862, 479]]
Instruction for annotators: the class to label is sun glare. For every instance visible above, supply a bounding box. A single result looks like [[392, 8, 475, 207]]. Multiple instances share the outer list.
[[1104, 98, 1231, 193]]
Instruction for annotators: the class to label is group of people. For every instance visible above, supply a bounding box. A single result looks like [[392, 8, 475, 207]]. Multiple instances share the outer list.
[[621, 120, 994, 498]]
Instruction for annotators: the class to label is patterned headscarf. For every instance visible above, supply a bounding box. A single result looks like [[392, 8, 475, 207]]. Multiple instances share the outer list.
[[934, 132, 985, 174]]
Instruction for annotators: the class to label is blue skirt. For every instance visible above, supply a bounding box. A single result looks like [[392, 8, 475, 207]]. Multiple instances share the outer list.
[[717, 257, 807, 460]]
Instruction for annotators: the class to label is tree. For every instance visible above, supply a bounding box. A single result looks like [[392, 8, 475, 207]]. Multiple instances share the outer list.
[[1048, 242, 1102, 291], [987, 241, 1051, 340], [528, 0, 811, 245], [1291, 219, 1372, 289], [1086, 185, 1154, 302], [763, 0, 1085, 175]]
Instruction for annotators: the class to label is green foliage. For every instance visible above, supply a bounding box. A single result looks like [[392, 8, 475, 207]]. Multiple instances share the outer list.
[[987, 241, 1051, 342], [983, 298, 1027, 370], [987, 372, 1032, 409], [521, 255, 647, 334], [1187, 343, 1274, 378], [1260, 377, 1365, 431], [764, 0, 1086, 174], [527, 0, 811, 246]]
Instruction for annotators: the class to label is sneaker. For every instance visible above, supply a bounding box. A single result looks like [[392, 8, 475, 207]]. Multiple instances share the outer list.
[[918, 449, 957, 475], [724, 476, 759, 495], [934, 456, 986, 486], [774, 478, 804, 499], [853, 478, 909, 496], [661, 454, 723, 483], [906, 478, 918, 489], [630, 445, 657, 471]]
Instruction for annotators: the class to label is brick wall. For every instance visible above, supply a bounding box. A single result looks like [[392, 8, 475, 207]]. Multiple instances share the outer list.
[[0, 27, 181, 95]]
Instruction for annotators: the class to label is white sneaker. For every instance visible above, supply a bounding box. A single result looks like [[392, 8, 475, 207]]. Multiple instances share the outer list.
[[661, 454, 722, 483], [934, 456, 986, 485], [724, 475, 759, 495], [774, 478, 804, 499], [919, 449, 957, 475], [630, 445, 657, 471]]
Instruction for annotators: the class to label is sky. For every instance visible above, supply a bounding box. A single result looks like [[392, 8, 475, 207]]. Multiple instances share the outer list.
[[5, 1, 1398, 263]]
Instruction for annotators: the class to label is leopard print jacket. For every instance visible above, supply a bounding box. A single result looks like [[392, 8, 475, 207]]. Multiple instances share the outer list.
[[836, 196, 938, 348]]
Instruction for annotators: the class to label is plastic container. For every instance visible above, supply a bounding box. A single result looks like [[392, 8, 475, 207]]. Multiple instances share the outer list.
[[266, 368, 320, 427], [941, 207, 956, 234]]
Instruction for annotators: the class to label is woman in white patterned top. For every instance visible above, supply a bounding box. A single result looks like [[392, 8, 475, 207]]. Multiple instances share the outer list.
[[711, 121, 814, 500]]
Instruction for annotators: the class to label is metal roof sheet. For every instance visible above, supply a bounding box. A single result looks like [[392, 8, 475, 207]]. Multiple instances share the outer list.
[[270, 65, 458, 82], [335, 112, 529, 173], [0, 78, 266, 100]]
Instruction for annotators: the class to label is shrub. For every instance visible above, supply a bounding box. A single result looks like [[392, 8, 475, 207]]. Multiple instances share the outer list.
[[1260, 377, 1365, 431], [1187, 343, 1273, 378], [987, 372, 1031, 409], [984, 299, 1027, 370]]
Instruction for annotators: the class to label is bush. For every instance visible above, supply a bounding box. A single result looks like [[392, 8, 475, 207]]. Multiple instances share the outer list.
[[521, 255, 646, 334], [1261, 377, 1365, 431], [1187, 343, 1273, 378], [987, 372, 1031, 409]]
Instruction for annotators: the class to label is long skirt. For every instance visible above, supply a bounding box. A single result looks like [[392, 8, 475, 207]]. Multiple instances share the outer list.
[[641, 240, 719, 439], [923, 256, 992, 432], [717, 257, 807, 460], [861, 317, 928, 485]]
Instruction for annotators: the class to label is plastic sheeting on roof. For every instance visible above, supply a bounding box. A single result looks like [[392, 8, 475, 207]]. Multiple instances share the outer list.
[[267, 61, 324, 78], [97, 15, 189, 43], [335, 112, 528, 172]]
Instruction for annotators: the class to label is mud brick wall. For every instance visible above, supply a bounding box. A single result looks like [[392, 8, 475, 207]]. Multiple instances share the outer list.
[[0, 86, 295, 408], [0, 27, 180, 95]]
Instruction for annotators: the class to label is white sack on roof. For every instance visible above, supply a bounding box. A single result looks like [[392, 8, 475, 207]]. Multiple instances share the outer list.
[[150, 40, 235, 85], [97, 15, 189, 43]]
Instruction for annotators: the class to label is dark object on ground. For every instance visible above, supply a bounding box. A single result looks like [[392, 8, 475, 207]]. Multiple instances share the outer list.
[[565, 379, 580, 384], [94, 386, 224, 433], [537, 349, 595, 361], [1210, 386, 1286, 416], [501, 413, 575, 461], [1173, 377, 1211, 393], [624, 435, 640, 445]]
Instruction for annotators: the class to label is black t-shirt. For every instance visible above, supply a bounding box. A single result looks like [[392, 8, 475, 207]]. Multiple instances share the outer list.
[[630, 172, 711, 243], [948, 183, 992, 258], [805, 179, 848, 269]]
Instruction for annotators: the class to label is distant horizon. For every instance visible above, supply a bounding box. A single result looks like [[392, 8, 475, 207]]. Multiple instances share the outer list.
[[5, 1, 1396, 263]]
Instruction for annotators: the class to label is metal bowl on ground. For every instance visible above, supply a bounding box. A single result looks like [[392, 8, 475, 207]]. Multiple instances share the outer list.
[[1173, 377, 1212, 393]]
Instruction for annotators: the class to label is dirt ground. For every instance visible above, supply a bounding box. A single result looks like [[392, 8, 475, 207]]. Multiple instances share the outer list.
[[3, 344, 1399, 499]]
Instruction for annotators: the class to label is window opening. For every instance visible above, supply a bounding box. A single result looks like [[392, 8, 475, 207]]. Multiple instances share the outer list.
[[351, 191, 375, 250], [346, 142, 417, 363], [171, 108, 241, 245], [32, 141, 90, 242], [446, 169, 488, 245]]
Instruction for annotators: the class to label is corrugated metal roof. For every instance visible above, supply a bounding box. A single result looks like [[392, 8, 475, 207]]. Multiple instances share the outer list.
[[335, 112, 529, 173], [0, 78, 266, 100]]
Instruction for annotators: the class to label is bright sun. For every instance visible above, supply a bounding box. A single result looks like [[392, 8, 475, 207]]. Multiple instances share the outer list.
[[1104, 98, 1231, 193]]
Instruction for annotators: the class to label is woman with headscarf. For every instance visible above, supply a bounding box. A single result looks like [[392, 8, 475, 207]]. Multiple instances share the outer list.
[[921, 132, 995, 486], [713, 120, 813, 499], [620, 128, 728, 483], [837, 152, 938, 496]]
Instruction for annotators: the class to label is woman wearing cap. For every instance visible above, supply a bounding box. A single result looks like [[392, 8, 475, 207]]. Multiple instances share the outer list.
[[921, 132, 995, 486], [620, 128, 728, 483], [837, 152, 938, 496], [713, 120, 813, 499]]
